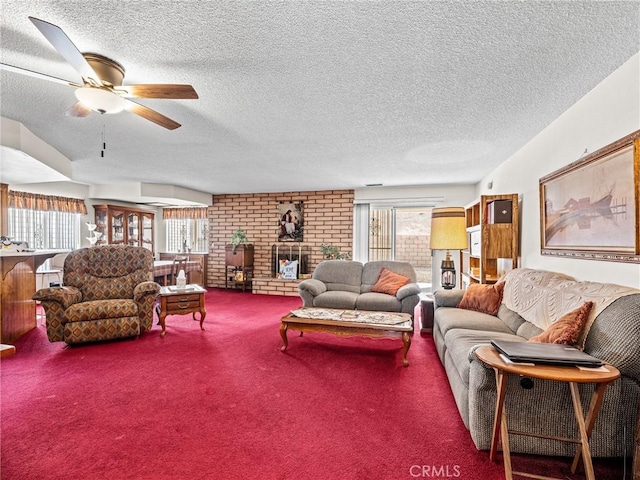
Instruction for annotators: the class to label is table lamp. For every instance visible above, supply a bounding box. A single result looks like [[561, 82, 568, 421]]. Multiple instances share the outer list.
[[430, 207, 468, 289]]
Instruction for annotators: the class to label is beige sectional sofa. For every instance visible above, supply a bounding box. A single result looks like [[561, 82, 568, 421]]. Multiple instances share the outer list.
[[433, 268, 640, 458]]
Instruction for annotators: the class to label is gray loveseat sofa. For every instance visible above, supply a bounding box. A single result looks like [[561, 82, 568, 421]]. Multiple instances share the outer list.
[[433, 268, 640, 458], [298, 260, 421, 317]]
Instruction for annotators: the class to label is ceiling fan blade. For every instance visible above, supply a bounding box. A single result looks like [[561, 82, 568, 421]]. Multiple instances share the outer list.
[[66, 102, 92, 117], [0, 62, 80, 87], [118, 84, 198, 99], [125, 99, 181, 130], [29, 16, 100, 84]]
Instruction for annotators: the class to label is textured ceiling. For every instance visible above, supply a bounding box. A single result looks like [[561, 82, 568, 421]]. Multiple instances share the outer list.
[[1, 1, 639, 196]]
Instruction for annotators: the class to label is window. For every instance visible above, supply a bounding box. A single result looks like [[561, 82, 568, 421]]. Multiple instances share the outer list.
[[354, 199, 441, 286], [7, 190, 86, 250], [163, 207, 209, 252], [367, 207, 433, 283], [8, 208, 81, 249], [166, 218, 209, 252]]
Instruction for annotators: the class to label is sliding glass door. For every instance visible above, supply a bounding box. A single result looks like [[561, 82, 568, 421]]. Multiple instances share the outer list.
[[368, 208, 393, 261], [368, 207, 432, 284]]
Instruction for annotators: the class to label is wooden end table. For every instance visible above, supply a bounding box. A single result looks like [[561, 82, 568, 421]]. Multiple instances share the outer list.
[[280, 308, 413, 366], [156, 285, 207, 337], [475, 345, 620, 480], [0, 344, 16, 357]]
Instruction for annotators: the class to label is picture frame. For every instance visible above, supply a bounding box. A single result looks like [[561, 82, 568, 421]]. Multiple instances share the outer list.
[[277, 202, 304, 242], [539, 130, 640, 263]]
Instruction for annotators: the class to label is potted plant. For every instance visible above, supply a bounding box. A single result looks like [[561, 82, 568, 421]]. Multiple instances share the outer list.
[[319, 243, 351, 260], [230, 229, 249, 253], [225, 228, 253, 278]]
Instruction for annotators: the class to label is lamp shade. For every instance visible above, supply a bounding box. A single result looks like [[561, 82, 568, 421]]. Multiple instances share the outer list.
[[429, 207, 468, 250]]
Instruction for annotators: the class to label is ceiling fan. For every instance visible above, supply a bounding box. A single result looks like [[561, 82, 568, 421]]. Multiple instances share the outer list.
[[1, 16, 198, 130]]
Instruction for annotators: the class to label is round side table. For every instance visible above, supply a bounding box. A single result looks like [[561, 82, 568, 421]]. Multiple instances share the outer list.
[[475, 345, 620, 480]]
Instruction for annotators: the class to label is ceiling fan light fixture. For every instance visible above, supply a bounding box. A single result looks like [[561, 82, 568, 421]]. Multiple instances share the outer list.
[[75, 87, 126, 114]]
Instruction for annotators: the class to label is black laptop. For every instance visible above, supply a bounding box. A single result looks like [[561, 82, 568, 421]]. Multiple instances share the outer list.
[[491, 339, 603, 367]]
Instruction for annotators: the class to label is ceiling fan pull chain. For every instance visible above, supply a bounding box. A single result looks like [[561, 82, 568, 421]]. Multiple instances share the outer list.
[[101, 123, 106, 158]]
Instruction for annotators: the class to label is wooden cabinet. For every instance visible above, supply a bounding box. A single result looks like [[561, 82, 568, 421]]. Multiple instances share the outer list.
[[1, 250, 62, 343], [156, 285, 206, 337], [460, 194, 519, 288], [225, 244, 254, 291], [94, 204, 155, 254]]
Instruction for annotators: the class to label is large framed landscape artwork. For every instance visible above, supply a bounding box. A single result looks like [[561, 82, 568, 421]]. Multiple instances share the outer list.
[[539, 130, 640, 263]]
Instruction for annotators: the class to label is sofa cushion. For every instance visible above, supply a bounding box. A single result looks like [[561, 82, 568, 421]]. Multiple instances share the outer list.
[[361, 261, 416, 292], [370, 267, 409, 296], [497, 304, 527, 334], [356, 292, 403, 312], [311, 291, 359, 310], [444, 328, 525, 388], [529, 301, 593, 345], [64, 299, 139, 323], [434, 306, 513, 339], [63, 317, 140, 344], [311, 260, 363, 294], [78, 274, 136, 301], [457, 282, 504, 316], [516, 321, 544, 340]]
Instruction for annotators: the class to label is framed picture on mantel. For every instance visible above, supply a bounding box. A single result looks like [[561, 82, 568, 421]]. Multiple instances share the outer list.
[[539, 130, 640, 263]]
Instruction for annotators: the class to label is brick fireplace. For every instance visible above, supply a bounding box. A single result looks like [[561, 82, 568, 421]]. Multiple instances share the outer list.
[[207, 190, 354, 295]]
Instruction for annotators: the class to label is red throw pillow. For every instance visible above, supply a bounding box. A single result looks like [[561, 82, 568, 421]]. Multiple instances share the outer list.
[[456, 282, 504, 316], [529, 301, 594, 346], [370, 268, 410, 296]]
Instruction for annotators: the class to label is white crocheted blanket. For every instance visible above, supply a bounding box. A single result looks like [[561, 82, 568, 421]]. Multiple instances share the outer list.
[[502, 268, 639, 344]]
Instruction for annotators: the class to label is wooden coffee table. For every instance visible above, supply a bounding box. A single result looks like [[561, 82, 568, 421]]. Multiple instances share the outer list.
[[156, 285, 207, 337], [280, 308, 413, 366]]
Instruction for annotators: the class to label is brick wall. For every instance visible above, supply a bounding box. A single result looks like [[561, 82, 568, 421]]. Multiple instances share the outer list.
[[395, 234, 432, 283], [208, 190, 354, 292], [395, 234, 430, 264]]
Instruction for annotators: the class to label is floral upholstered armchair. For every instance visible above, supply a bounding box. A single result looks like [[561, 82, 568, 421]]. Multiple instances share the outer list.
[[33, 245, 161, 344]]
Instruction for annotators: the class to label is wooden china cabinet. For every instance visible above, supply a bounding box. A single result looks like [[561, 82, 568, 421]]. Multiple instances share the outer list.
[[94, 204, 155, 254]]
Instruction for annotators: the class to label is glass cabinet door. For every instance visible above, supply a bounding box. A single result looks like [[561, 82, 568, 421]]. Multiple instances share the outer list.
[[94, 205, 154, 251], [141, 213, 154, 252], [111, 211, 125, 244], [95, 207, 108, 245], [128, 213, 139, 247]]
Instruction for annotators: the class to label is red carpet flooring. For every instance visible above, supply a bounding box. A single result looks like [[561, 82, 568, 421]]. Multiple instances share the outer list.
[[1, 289, 628, 479]]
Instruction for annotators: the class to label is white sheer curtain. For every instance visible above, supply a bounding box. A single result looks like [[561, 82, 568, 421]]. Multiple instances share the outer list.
[[8, 209, 80, 250], [165, 218, 209, 252], [352, 203, 370, 263]]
